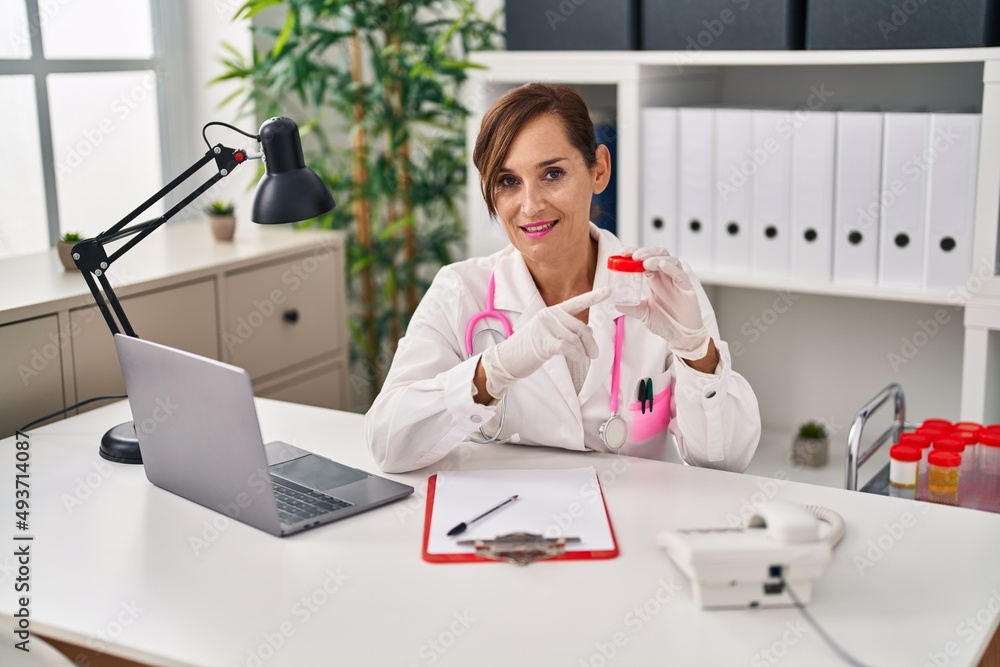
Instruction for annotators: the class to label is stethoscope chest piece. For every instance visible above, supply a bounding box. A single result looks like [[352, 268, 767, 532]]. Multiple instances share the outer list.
[[600, 414, 627, 451]]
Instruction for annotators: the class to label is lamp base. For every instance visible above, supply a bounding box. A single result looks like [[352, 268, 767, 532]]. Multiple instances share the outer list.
[[100, 422, 143, 464]]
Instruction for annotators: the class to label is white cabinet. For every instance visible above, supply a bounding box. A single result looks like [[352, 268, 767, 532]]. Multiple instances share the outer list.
[[256, 359, 349, 412], [221, 241, 349, 411], [0, 224, 350, 439], [70, 279, 219, 409], [464, 49, 1000, 467], [0, 316, 67, 436], [223, 246, 346, 381]]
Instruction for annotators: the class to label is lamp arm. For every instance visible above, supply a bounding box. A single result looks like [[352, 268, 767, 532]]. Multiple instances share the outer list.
[[72, 144, 251, 337], [106, 170, 225, 265]]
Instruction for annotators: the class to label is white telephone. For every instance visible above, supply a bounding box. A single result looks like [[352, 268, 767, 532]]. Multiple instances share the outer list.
[[657, 501, 846, 610]]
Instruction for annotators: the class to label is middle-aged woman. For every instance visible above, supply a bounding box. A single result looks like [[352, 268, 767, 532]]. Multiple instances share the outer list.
[[365, 83, 760, 473]]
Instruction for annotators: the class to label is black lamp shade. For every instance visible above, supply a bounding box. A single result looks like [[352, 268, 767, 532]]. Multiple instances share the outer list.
[[251, 117, 335, 224]]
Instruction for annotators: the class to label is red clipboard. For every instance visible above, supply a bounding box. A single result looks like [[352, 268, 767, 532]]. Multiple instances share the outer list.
[[421, 472, 620, 563]]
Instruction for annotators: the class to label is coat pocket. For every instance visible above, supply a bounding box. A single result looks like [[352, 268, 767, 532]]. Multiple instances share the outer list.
[[626, 384, 672, 443]]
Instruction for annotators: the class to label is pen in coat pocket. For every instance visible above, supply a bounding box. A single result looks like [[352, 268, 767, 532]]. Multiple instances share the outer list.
[[638, 378, 654, 413]]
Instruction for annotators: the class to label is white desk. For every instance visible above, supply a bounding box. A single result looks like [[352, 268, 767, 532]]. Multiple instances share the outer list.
[[2, 400, 999, 667]]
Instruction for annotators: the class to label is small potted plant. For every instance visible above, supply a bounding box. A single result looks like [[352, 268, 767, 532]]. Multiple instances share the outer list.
[[205, 200, 236, 241], [792, 420, 829, 467], [57, 232, 81, 271]]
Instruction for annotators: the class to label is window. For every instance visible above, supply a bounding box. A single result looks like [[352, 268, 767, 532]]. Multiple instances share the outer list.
[[0, 0, 172, 258]]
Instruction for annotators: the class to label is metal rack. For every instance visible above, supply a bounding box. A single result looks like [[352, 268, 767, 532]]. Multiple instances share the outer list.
[[846, 383, 1000, 513], [845, 383, 919, 491]]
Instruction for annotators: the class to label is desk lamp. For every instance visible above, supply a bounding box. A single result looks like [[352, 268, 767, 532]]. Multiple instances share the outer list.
[[72, 117, 335, 464]]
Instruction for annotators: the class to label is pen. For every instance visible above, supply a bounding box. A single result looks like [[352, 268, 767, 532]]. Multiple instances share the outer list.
[[639, 378, 653, 414], [447, 495, 519, 537]]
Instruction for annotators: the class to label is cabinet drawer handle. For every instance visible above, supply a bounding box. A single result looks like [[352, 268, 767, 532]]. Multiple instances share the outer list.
[[282, 309, 300, 324]]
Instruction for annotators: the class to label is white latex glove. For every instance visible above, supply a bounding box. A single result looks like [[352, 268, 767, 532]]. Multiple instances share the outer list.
[[480, 287, 611, 399], [615, 247, 711, 361]]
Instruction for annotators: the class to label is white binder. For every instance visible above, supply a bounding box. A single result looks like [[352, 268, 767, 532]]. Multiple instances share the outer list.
[[790, 111, 836, 282], [878, 112, 931, 289], [677, 107, 715, 272], [924, 113, 980, 291], [641, 108, 678, 252], [713, 108, 753, 274], [833, 112, 883, 285], [751, 109, 793, 277]]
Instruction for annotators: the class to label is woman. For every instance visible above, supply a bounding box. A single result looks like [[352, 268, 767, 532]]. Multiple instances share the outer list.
[[365, 83, 760, 473]]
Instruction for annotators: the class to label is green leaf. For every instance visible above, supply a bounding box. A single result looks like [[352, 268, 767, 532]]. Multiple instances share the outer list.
[[272, 9, 296, 56], [237, 0, 284, 20]]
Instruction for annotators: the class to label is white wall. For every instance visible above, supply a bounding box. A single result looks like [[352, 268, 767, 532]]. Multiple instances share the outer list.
[[476, 0, 504, 24], [710, 286, 964, 438], [168, 2, 257, 229]]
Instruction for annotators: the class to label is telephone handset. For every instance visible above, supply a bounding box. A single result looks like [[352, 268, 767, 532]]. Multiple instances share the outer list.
[[747, 502, 846, 547], [657, 501, 846, 610]]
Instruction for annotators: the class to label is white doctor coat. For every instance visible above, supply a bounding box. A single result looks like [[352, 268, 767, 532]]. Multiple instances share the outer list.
[[365, 224, 761, 473]]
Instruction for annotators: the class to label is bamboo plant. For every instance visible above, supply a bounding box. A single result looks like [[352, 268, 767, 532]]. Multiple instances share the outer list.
[[216, 0, 501, 406]]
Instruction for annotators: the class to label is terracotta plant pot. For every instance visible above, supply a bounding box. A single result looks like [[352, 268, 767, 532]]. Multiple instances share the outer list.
[[209, 215, 236, 241], [57, 242, 78, 271], [792, 436, 828, 467]]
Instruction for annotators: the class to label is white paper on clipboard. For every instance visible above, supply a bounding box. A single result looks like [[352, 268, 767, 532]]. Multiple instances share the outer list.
[[426, 467, 616, 556]]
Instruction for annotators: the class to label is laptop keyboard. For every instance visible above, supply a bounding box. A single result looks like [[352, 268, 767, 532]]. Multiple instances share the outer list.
[[271, 476, 353, 526]]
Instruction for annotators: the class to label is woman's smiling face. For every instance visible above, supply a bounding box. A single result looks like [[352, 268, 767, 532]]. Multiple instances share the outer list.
[[493, 113, 609, 267]]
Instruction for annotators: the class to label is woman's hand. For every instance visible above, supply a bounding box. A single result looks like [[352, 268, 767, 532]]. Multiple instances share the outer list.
[[477, 287, 611, 401], [616, 247, 714, 365]]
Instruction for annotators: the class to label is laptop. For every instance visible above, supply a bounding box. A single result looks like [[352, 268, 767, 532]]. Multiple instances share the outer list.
[[114, 334, 413, 536]]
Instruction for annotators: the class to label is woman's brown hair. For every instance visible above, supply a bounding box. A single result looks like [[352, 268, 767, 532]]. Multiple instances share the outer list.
[[472, 82, 598, 220]]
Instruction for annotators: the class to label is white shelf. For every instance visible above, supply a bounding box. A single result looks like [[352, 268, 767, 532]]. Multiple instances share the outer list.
[[697, 271, 963, 306], [472, 47, 1000, 69], [743, 428, 847, 490], [464, 47, 1000, 429], [660, 426, 847, 489]]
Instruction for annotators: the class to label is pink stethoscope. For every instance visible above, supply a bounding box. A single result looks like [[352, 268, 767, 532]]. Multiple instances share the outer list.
[[465, 272, 628, 450]]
